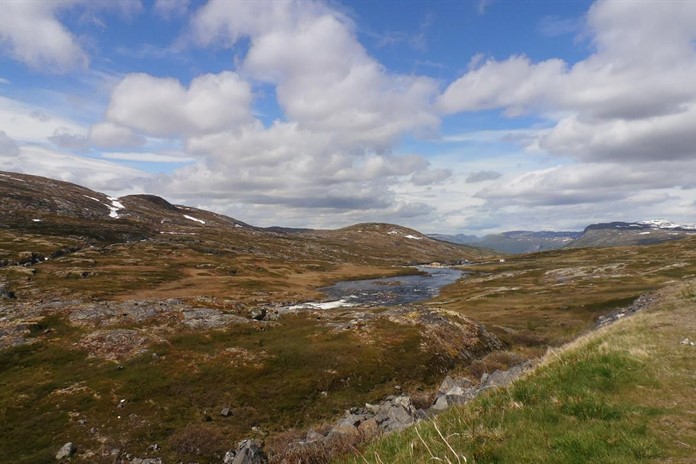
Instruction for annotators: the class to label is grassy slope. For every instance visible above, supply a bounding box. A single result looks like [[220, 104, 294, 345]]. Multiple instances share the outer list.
[[339, 280, 696, 464]]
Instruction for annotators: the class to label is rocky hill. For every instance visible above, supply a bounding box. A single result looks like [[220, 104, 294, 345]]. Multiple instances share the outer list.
[[0, 170, 487, 274]]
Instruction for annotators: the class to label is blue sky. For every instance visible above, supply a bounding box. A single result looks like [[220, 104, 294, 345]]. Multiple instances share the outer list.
[[1, 0, 695, 234]]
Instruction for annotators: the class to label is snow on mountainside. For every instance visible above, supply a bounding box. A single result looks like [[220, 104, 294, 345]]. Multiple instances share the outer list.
[[636, 220, 696, 230], [569, 219, 696, 248]]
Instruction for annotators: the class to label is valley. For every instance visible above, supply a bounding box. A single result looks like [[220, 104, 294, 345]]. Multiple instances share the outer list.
[[1, 171, 695, 463]]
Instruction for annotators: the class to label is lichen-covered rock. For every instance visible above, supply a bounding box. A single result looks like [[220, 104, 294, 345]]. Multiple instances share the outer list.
[[55, 442, 76, 460]]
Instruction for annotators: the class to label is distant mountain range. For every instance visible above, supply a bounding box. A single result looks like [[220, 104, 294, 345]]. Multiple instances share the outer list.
[[432, 220, 696, 254], [567, 220, 696, 248], [429, 231, 581, 254]]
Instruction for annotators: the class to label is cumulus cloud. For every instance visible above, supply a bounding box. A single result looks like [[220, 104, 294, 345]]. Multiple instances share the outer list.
[[190, 0, 439, 148], [105, 72, 253, 137], [539, 105, 696, 162], [0, 1, 142, 72], [89, 0, 443, 225], [0, 130, 20, 156], [466, 170, 502, 183], [89, 122, 146, 149], [0, 1, 87, 72], [440, 2, 696, 120]]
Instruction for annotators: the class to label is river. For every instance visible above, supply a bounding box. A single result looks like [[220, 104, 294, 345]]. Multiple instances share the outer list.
[[287, 266, 465, 310]]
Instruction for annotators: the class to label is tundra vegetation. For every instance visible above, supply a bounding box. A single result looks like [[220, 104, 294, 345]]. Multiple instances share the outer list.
[[1, 172, 695, 463]]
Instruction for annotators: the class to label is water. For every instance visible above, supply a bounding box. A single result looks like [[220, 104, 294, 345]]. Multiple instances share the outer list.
[[318, 266, 465, 307]]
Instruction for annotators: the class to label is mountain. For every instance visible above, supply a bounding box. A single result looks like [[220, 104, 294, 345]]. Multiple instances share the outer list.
[[0, 169, 490, 301], [431, 231, 581, 254], [568, 220, 696, 248], [428, 233, 481, 246]]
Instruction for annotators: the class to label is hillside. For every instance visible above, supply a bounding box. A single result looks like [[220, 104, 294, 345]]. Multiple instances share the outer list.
[[0, 170, 488, 303], [339, 279, 696, 463]]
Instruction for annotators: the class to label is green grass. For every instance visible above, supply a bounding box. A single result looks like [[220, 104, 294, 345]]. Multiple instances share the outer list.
[[338, 280, 696, 463]]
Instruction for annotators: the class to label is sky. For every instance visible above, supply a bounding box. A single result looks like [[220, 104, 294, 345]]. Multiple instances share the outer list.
[[1, 0, 696, 235]]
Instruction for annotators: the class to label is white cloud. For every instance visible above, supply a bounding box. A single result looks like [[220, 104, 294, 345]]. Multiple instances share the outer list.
[[439, 1, 696, 125], [411, 168, 451, 186], [102, 151, 195, 163], [476, 162, 696, 208], [190, 0, 439, 148], [466, 170, 502, 183], [0, 144, 150, 194], [0, 1, 87, 72], [0, 130, 20, 156], [105, 72, 253, 137], [0, 96, 86, 145], [0, 1, 142, 73], [48, 127, 90, 152], [540, 104, 696, 162], [89, 122, 146, 149], [171, 120, 435, 212]]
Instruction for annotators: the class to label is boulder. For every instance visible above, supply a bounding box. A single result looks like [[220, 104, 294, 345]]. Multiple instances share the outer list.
[[55, 442, 76, 460], [481, 360, 535, 389], [223, 439, 267, 464], [436, 375, 473, 396], [431, 375, 476, 411]]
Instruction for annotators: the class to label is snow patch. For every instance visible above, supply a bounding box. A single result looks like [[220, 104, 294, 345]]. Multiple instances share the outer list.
[[84, 195, 124, 219], [387, 230, 399, 235], [184, 214, 206, 225], [32, 218, 42, 222], [404, 234, 422, 240], [107, 196, 124, 219], [639, 231, 651, 235]]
